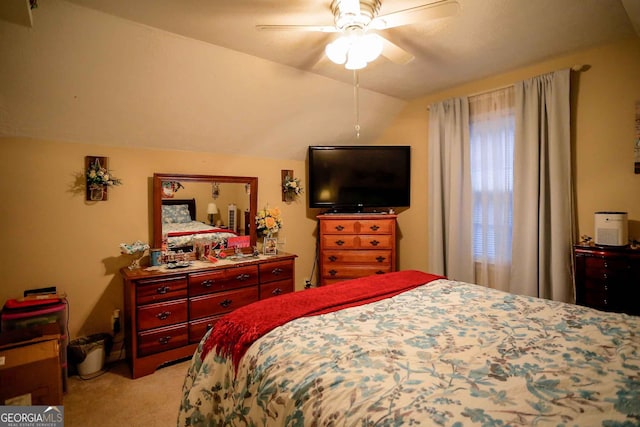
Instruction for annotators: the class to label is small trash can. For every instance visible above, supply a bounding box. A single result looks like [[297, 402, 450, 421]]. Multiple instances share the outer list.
[[68, 333, 112, 377]]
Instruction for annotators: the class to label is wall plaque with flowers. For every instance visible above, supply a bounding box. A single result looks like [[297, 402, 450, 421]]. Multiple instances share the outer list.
[[85, 156, 122, 201], [281, 170, 303, 202]]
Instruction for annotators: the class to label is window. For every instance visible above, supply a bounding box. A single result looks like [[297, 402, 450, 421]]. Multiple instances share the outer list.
[[469, 88, 515, 263]]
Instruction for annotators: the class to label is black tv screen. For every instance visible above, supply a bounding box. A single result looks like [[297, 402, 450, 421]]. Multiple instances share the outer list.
[[308, 145, 411, 211]]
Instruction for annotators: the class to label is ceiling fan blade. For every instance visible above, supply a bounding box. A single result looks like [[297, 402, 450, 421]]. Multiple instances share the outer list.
[[370, 0, 460, 30], [256, 24, 338, 33], [379, 36, 415, 65]]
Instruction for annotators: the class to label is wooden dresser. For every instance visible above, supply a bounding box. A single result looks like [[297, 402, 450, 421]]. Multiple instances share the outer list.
[[318, 214, 397, 286], [573, 245, 640, 316], [121, 253, 296, 378]]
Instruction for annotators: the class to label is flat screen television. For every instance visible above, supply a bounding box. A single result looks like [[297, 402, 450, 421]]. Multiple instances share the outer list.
[[308, 145, 411, 212]]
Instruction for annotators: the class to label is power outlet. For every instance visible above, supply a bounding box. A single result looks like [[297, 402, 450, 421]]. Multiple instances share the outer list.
[[304, 279, 312, 289]]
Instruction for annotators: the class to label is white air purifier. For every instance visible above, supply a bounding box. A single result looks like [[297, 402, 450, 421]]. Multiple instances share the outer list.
[[594, 211, 628, 246]]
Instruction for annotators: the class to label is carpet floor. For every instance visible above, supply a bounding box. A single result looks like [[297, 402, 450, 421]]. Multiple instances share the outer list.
[[63, 358, 191, 426]]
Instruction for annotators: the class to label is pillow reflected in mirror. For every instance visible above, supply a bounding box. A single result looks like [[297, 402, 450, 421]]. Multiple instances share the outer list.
[[162, 204, 192, 224]]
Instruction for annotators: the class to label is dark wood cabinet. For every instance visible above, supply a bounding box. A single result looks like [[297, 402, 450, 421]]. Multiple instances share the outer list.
[[318, 214, 397, 286], [122, 253, 296, 378], [573, 245, 640, 316]]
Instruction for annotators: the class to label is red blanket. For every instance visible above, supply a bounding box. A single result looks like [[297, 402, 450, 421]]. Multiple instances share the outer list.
[[202, 270, 444, 370]]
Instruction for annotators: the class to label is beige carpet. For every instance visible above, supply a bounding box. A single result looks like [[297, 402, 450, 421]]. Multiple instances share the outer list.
[[63, 358, 191, 426]]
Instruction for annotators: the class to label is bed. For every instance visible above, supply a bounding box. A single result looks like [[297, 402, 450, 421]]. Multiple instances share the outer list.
[[178, 270, 640, 426], [161, 199, 238, 251]]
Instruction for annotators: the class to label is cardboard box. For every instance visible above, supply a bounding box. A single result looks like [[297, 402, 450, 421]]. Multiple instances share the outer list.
[[0, 335, 62, 405]]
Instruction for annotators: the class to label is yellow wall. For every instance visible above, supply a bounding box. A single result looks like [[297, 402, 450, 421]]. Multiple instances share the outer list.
[[0, 139, 312, 338], [377, 37, 640, 270], [1, 37, 638, 340]]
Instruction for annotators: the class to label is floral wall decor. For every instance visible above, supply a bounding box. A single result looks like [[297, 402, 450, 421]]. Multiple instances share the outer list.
[[281, 170, 303, 202], [161, 180, 184, 198], [85, 156, 122, 201]]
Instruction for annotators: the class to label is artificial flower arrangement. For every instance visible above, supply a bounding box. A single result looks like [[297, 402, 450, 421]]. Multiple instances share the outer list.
[[255, 206, 282, 237], [87, 159, 122, 188], [282, 175, 303, 198]]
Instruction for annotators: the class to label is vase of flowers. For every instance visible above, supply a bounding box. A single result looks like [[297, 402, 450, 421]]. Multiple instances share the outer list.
[[255, 206, 282, 238], [86, 158, 122, 201], [282, 175, 303, 202]]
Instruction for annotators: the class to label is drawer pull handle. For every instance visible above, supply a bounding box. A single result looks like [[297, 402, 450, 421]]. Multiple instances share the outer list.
[[329, 269, 337, 276], [202, 279, 214, 288], [370, 225, 380, 231], [158, 336, 172, 345], [328, 255, 337, 262], [220, 299, 233, 308], [156, 286, 171, 294], [156, 311, 171, 320], [336, 240, 345, 246], [271, 267, 284, 275], [376, 256, 386, 263], [272, 288, 283, 296], [335, 225, 344, 231], [236, 273, 250, 281], [375, 271, 385, 275], [370, 240, 380, 246]]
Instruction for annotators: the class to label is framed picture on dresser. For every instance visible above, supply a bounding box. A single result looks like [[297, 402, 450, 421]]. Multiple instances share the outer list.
[[263, 237, 277, 255]]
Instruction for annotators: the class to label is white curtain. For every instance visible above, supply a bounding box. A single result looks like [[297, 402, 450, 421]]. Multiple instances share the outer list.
[[469, 88, 515, 291], [510, 69, 574, 301], [427, 97, 474, 282]]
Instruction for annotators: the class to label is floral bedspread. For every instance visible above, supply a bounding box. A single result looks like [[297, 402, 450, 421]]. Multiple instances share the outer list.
[[163, 221, 237, 249], [178, 278, 640, 426]]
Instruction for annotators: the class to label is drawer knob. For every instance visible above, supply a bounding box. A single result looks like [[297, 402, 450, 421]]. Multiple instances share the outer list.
[[158, 336, 172, 345], [335, 240, 345, 246], [370, 225, 380, 231], [156, 311, 172, 320], [272, 288, 283, 296], [370, 240, 380, 246], [376, 256, 386, 263], [220, 299, 233, 308], [328, 255, 337, 262], [156, 285, 171, 294], [329, 269, 337, 276], [202, 279, 214, 288], [236, 273, 250, 281], [335, 225, 344, 231], [271, 267, 284, 275]]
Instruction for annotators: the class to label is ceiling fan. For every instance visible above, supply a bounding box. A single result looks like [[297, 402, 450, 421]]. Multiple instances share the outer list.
[[256, 0, 460, 70]]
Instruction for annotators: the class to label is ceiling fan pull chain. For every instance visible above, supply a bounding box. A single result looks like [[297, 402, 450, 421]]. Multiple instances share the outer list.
[[353, 69, 360, 139]]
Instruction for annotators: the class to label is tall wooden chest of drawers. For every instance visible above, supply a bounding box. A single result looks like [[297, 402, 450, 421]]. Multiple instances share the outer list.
[[318, 214, 397, 286], [122, 253, 296, 378], [573, 245, 640, 316]]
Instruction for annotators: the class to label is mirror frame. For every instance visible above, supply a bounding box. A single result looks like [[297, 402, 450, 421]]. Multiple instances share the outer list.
[[152, 173, 258, 250]]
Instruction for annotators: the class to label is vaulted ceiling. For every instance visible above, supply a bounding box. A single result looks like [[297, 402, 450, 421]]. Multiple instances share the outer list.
[[1, 0, 638, 160]]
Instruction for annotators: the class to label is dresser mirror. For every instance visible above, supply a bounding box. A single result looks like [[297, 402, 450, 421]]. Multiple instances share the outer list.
[[152, 173, 258, 252]]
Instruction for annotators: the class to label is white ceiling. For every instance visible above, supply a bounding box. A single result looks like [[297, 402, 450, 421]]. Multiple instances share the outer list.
[[63, 0, 639, 99], [0, 0, 638, 160]]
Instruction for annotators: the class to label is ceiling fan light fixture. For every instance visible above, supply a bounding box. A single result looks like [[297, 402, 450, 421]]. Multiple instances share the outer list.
[[326, 32, 382, 69], [325, 36, 349, 64], [345, 53, 367, 70], [356, 33, 383, 62]]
